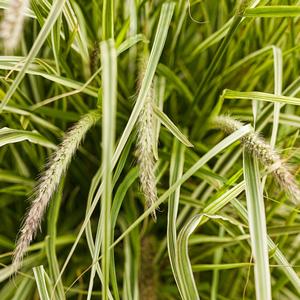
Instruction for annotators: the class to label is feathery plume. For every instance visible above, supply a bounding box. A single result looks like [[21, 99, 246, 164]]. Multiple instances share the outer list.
[[139, 237, 158, 300], [0, 0, 30, 51], [213, 115, 300, 203], [136, 55, 158, 220], [12, 110, 100, 271]]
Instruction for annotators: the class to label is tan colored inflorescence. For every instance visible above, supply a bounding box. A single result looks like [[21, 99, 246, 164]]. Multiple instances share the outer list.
[[0, 0, 30, 51], [13, 110, 100, 272], [214, 115, 300, 203], [136, 56, 158, 220]]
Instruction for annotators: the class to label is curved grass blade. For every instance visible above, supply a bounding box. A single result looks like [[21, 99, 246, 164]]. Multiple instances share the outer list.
[[0, 127, 56, 149], [245, 6, 300, 17], [177, 215, 200, 300], [243, 150, 271, 300], [0, 59, 98, 97], [167, 139, 185, 297], [153, 105, 193, 148], [33, 266, 51, 300], [177, 214, 244, 300], [222, 89, 300, 106]]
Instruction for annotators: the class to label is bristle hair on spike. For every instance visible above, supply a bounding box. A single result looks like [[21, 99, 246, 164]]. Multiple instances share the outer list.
[[0, 0, 30, 51], [213, 115, 300, 204], [12, 110, 100, 272], [136, 53, 158, 220]]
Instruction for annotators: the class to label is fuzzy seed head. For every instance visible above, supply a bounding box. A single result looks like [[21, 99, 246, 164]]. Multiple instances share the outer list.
[[12, 110, 100, 271], [136, 56, 158, 220], [0, 0, 29, 51], [213, 115, 300, 204], [274, 166, 300, 203]]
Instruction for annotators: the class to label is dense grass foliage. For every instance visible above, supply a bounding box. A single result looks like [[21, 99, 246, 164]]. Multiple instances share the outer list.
[[0, 0, 300, 299]]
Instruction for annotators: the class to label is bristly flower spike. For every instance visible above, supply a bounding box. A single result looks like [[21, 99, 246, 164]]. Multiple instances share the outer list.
[[136, 52, 158, 220], [0, 0, 30, 51], [213, 115, 300, 203], [12, 110, 100, 272]]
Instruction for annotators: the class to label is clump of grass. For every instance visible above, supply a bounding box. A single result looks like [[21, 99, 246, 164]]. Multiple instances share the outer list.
[[136, 54, 158, 220], [213, 115, 300, 203], [0, 0, 29, 51], [12, 110, 100, 271], [1, 1, 300, 299], [139, 236, 158, 300]]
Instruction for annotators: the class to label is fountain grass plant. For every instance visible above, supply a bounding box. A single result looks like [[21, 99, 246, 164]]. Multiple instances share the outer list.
[[0, 1, 300, 299]]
